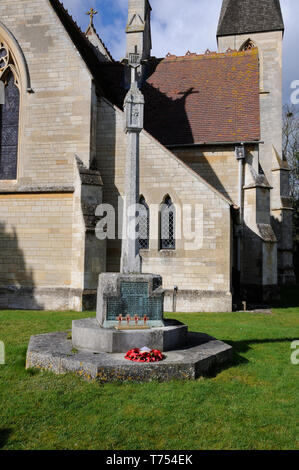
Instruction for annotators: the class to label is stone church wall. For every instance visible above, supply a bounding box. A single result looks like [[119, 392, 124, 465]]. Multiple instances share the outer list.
[[172, 146, 240, 204], [0, 0, 96, 310], [96, 98, 233, 312], [0, 191, 83, 310]]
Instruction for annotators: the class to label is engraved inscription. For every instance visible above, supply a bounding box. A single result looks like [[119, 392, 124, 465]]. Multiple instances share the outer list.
[[107, 282, 163, 323]]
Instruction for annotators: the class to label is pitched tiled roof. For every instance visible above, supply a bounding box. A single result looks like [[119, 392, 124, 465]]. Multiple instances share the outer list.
[[217, 0, 284, 37], [48, 0, 260, 147], [97, 49, 260, 146]]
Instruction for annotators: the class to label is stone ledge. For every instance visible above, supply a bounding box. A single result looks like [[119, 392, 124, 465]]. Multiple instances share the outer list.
[[72, 318, 188, 353], [0, 286, 82, 311], [164, 289, 232, 313], [0, 184, 75, 194], [26, 331, 233, 383]]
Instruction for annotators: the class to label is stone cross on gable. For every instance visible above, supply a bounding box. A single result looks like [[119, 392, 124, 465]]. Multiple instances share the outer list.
[[86, 7, 98, 26]]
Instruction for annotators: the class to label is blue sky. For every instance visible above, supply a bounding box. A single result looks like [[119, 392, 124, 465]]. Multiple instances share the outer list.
[[61, 0, 299, 104]]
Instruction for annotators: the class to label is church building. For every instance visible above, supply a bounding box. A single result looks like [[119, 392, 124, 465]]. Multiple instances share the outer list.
[[0, 0, 295, 312]]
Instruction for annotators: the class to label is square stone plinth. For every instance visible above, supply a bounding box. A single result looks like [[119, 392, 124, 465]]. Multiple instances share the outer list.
[[97, 273, 164, 328]]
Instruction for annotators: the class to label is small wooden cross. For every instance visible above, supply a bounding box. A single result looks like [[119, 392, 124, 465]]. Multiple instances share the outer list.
[[86, 7, 98, 26]]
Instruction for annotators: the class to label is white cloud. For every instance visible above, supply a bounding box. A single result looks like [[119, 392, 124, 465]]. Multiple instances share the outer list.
[[150, 0, 221, 57]]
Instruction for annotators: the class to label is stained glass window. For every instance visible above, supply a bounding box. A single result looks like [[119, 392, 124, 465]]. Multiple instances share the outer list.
[[0, 40, 20, 181], [138, 196, 149, 250], [160, 195, 175, 250]]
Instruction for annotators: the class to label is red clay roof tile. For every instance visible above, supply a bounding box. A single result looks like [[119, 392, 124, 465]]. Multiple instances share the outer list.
[[98, 49, 260, 146]]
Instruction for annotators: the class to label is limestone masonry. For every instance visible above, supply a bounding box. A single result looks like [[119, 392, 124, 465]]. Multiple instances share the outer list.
[[0, 0, 295, 313]]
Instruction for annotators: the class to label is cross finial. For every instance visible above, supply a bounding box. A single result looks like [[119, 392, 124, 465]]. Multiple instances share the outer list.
[[86, 7, 98, 26]]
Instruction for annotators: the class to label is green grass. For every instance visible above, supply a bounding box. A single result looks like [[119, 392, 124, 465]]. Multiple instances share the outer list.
[[0, 300, 298, 450]]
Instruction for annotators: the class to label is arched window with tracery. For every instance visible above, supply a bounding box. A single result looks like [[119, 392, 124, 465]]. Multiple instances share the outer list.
[[240, 39, 256, 51], [0, 41, 20, 180], [160, 195, 175, 250], [138, 196, 149, 250]]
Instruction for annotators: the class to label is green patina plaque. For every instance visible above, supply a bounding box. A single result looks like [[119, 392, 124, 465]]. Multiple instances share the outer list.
[[106, 282, 163, 326]]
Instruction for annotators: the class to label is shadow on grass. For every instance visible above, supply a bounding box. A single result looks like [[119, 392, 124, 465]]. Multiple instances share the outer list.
[[168, 332, 298, 378], [0, 429, 12, 449], [12, 347, 27, 370], [204, 337, 298, 378], [203, 352, 248, 379], [10, 347, 39, 376], [227, 337, 298, 354]]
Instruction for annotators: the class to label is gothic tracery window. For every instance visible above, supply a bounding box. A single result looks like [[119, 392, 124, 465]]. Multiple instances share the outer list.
[[240, 39, 256, 51], [138, 196, 149, 250], [0, 41, 20, 180], [160, 195, 175, 250]]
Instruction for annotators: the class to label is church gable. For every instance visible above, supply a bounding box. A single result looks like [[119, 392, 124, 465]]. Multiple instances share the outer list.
[[85, 24, 113, 63], [49, 0, 113, 77]]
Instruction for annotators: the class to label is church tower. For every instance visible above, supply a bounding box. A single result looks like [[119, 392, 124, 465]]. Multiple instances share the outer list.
[[217, 0, 284, 179], [126, 0, 152, 59], [217, 0, 295, 285]]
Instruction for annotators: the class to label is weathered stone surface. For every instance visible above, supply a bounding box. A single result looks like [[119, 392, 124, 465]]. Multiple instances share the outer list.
[[72, 318, 188, 353], [164, 289, 232, 313], [0, 286, 82, 311], [96, 273, 164, 327], [0, 184, 75, 194], [26, 330, 233, 383]]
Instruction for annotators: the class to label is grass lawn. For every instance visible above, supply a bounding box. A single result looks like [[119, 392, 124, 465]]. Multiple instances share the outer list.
[[0, 290, 298, 450]]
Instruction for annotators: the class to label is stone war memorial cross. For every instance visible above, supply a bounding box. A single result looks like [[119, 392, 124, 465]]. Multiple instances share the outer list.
[[72, 48, 168, 353]]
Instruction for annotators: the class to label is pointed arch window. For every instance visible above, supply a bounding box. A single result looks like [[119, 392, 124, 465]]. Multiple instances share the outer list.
[[240, 39, 256, 51], [160, 195, 175, 250], [138, 196, 149, 250], [0, 41, 20, 180]]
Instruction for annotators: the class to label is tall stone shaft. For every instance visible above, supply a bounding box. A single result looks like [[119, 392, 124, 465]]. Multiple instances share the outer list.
[[121, 130, 141, 274], [120, 75, 145, 274]]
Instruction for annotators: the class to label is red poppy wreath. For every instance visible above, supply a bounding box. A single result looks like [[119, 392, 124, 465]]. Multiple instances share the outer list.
[[125, 348, 164, 363]]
